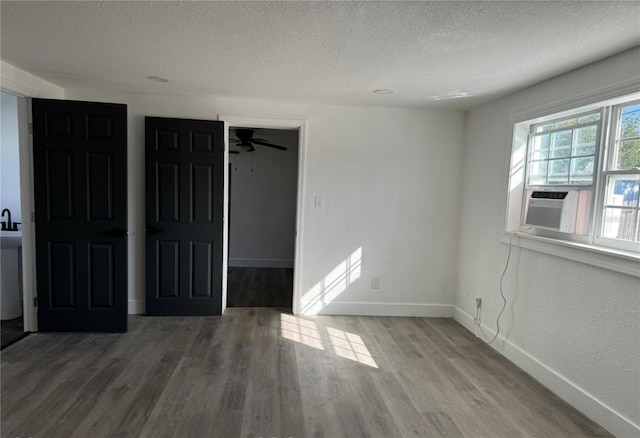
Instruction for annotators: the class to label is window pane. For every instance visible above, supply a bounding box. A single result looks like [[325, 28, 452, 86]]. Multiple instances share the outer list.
[[547, 159, 569, 184], [551, 130, 572, 148], [612, 139, 640, 170], [577, 114, 601, 124], [529, 177, 546, 185], [550, 145, 571, 158], [569, 157, 594, 184], [528, 160, 547, 184], [531, 134, 549, 160], [549, 159, 569, 176], [604, 175, 639, 208], [535, 112, 600, 133], [601, 208, 638, 241], [573, 126, 597, 156], [548, 176, 569, 185], [619, 104, 640, 140], [574, 144, 596, 156]]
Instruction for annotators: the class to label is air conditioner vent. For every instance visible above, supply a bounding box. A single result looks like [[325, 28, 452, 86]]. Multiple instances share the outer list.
[[525, 190, 579, 233]]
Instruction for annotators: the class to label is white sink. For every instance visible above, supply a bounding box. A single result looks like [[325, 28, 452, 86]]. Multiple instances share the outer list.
[[0, 231, 22, 249]]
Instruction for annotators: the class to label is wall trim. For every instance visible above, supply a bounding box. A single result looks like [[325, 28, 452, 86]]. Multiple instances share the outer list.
[[1, 60, 65, 99], [511, 77, 640, 123], [453, 306, 640, 438], [228, 258, 294, 268], [128, 299, 145, 315], [500, 232, 640, 278], [310, 302, 453, 317], [1, 76, 34, 97]]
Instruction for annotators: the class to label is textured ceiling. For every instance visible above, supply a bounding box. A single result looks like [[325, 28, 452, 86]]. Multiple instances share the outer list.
[[1, 1, 639, 109]]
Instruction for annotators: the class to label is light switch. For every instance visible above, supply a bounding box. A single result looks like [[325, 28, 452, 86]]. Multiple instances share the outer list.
[[314, 196, 323, 210]]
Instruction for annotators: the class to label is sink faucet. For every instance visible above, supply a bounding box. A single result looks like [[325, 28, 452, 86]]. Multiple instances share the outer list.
[[1, 209, 12, 231]]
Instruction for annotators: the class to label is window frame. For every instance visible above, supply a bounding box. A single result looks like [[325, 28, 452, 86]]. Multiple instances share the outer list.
[[526, 112, 602, 187], [512, 93, 640, 254], [593, 100, 640, 252]]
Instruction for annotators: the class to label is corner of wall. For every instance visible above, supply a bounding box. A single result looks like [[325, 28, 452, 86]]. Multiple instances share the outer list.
[[1, 60, 64, 98]]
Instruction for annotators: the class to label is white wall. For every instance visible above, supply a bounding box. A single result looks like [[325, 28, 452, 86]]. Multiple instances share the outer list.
[[64, 88, 466, 317], [229, 129, 298, 268], [1, 91, 21, 223], [455, 47, 640, 437]]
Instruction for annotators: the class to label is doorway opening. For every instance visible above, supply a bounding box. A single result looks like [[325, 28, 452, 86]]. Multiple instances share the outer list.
[[1, 89, 29, 348], [227, 126, 299, 310]]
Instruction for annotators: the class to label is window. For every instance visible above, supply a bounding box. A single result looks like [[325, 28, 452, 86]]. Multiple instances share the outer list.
[[527, 111, 601, 186], [597, 102, 640, 249], [512, 94, 640, 253]]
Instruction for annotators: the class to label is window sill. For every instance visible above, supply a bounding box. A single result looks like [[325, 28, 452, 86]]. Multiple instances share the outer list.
[[500, 232, 640, 278]]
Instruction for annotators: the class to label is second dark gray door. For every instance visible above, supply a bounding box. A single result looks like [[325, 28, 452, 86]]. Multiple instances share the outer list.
[[145, 117, 224, 315]]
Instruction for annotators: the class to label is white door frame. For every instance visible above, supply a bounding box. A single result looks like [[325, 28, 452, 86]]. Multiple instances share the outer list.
[[218, 115, 307, 314], [1, 89, 37, 332]]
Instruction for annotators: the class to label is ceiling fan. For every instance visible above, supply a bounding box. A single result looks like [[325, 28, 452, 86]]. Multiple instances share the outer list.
[[229, 128, 288, 154]]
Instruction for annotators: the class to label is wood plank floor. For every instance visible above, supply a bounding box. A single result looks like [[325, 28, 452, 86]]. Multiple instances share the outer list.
[[1, 316, 25, 349], [1, 309, 611, 438], [227, 267, 293, 309]]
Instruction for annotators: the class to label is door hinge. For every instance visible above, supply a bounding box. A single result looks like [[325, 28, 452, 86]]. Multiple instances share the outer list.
[[33, 296, 38, 307], [31, 212, 35, 222], [29, 122, 33, 134]]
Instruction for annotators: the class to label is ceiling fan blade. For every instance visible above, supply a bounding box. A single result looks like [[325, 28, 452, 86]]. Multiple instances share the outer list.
[[229, 150, 239, 154], [251, 139, 287, 151], [229, 139, 241, 143]]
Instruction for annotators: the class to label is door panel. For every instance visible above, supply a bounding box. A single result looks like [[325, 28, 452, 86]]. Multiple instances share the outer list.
[[145, 117, 224, 316], [46, 151, 75, 219], [87, 153, 113, 220], [191, 241, 212, 297], [192, 164, 213, 222], [158, 241, 180, 298], [33, 98, 127, 332], [88, 243, 114, 308], [158, 163, 180, 221], [49, 242, 75, 308]]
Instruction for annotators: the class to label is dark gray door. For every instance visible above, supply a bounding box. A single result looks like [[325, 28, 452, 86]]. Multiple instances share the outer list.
[[145, 117, 224, 315], [33, 98, 128, 332]]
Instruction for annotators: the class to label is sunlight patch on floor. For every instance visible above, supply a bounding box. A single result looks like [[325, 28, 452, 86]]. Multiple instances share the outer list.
[[280, 314, 324, 350], [327, 326, 378, 368]]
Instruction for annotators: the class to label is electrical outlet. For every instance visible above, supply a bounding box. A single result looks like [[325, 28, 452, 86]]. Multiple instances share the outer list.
[[371, 277, 381, 290], [476, 297, 482, 309]]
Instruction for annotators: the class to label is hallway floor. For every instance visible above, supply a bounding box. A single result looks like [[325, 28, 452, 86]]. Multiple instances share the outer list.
[[227, 267, 293, 309]]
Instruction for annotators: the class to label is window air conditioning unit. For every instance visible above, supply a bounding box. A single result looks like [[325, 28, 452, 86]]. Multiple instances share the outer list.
[[525, 191, 579, 233]]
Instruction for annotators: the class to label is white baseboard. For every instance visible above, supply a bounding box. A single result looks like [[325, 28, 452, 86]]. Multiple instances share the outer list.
[[304, 302, 453, 317], [453, 307, 640, 438], [228, 258, 294, 268], [128, 299, 145, 315]]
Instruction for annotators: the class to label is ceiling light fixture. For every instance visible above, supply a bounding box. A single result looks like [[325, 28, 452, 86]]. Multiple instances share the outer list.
[[426, 90, 471, 100], [147, 75, 169, 83], [373, 89, 393, 95]]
